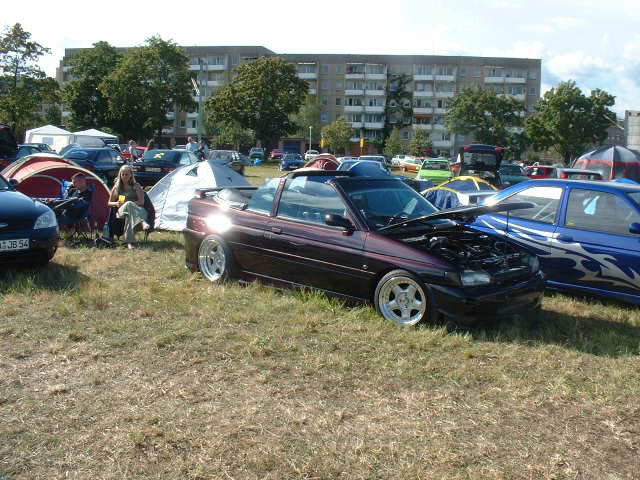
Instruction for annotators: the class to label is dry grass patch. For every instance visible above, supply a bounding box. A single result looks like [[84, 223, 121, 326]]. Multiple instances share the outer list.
[[1, 232, 639, 479]]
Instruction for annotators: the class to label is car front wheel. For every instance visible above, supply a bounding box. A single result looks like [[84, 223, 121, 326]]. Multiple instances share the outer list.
[[198, 234, 235, 282], [374, 269, 432, 326]]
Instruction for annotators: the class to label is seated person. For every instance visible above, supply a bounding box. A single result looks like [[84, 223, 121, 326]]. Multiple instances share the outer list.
[[107, 165, 151, 249], [59, 173, 94, 231]]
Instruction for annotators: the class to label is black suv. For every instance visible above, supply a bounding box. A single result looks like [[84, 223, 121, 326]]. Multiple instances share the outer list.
[[63, 147, 124, 185]]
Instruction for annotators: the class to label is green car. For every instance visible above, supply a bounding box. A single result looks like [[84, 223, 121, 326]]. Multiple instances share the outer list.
[[417, 158, 452, 185]]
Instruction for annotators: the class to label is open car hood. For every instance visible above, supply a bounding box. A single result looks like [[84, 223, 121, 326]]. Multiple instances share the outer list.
[[379, 202, 534, 231]]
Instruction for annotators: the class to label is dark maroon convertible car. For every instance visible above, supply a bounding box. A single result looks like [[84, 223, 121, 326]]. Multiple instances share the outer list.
[[184, 170, 545, 326]]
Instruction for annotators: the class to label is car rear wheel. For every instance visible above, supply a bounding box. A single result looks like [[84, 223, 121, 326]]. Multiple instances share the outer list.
[[374, 269, 431, 326], [198, 234, 234, 282]]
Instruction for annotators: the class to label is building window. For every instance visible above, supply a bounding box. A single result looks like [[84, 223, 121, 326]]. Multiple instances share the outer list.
[[335, 81, 343, 90], [191, 119, 197, 128], [346, 64, 365, 74], [403, 131, 409, 140], [346, 81, 363, 90], [298, 64, 317, 73], [471, 68, 481, 77], [321, 80, 329, 90], [529, 70, 537, 80], [336, 65, 343, 74], [347, 97, 363, 106], [529, 87, 537, 95], [508, 86, 523, 95], [321, 112, 328, 122], [348, 114, 362, 122], [487, 68, 503, 77], [336, 97, 342, 106], [459, 67, 466, 76], [415, 65, 433, 75], [366, 64, 385, 74], [321, 96, 328, 105], [321, 64, 329, 73], [180, 119, 186, 128], [436, 66, 454, 76], [231, 56, 239, 65], [208, 56, 225, 65]]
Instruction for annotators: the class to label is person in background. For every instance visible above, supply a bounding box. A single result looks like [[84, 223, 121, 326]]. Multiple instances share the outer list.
[[60, 173, 93, 231], [146, 139, 155, 151], [127, 140, 139, 162], [197, 139, 209, 160], [107, 165, 149, 249], [186, 136, 199, 154]]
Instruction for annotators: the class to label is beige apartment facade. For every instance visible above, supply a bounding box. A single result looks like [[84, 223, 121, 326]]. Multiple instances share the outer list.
[[57, 46, 541, 156]]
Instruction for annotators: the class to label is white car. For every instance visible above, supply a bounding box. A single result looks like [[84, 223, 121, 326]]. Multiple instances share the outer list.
[[304, 149, 319, 161], [358, 155, 390, 167], [391, 154, 415, 166]]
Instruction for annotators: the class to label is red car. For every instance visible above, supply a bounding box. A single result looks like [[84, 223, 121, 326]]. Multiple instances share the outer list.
[[270, 149, 284, 160], [184, 170, 544, 327], [525, 165, 557, 179]]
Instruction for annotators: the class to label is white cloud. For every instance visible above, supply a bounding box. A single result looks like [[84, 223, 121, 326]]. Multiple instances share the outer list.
[[549, 16, 587, 28], [520, 24, 554, 34]]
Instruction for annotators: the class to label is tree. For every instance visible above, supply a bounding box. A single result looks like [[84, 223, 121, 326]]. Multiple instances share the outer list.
[[525, 80, 615, 165], [63, 41, 121, 131], [322, 117, 352, 154], [290, 94, 321, 143], [0, 23, 59, 136], [383, 127, 404, 158], [408, 129, 432, 157], [213, 121, 255, 151], [43, 104, 62, 126], [206, 57, 308, 145], [445, 87, 525, 149], [101, 36, 195, 141]]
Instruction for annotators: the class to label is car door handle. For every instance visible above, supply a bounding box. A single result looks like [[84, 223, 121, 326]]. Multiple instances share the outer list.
[[270, 226, 282, 234], [556, 234, 573, 242]]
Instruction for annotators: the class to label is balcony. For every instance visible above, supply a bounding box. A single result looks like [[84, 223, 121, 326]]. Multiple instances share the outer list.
[[365, 105, 384, 113], [414, 91, 434, 97], [187, 111, 198, 118], [308, 88, 317, 95], [413, 107, 432, 114], [432, 124, 446, 130], [433, 107, 447, 114], [161, 127, 174, 134], [434, 91, 454, 98], [208, 64, 226, 71], [345, 73, 365, 80], [413, 74, 433, 81], [484, 76, 505, 83], [345, 89, 364, 96], [433, 139, 453, 148], [350, 136, 360, 142], [207, 80, 222, 87], [186, 127, 198, 134], [413, 124, 433, 130], [297, 72, 318, 80], [365, 89, 385, 96], [350, 122, 364, 129], [166, 112, 175, 119], [365, 73, 386, 80], [435, 75, 456, 81], [344, 105, 364, 113], [505, 76, 526, 84], [364, 122, 384, 130]]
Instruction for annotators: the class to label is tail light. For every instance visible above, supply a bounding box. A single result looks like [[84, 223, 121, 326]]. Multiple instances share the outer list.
[[495, 147, 504, 152], [560, 172, 568, 179]]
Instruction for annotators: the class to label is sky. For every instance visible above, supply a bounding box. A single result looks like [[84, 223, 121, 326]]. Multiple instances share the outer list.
[[5, 0, 639, 116]]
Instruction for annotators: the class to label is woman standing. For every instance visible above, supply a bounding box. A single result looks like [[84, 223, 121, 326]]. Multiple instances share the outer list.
[[107, 165, 149, 249]]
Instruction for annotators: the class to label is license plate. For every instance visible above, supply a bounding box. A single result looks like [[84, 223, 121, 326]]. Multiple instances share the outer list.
[[0, 238, 29, 251], [146, 167, 161, 172]]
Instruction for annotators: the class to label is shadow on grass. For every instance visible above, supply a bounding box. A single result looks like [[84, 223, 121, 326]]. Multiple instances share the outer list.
[[0, 261, 86, 294], [142, 239, 184, 252], [471, 306, 640, 358]]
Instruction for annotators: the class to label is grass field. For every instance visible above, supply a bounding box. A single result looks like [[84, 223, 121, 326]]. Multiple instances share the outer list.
[[1, 164, 639, 479]]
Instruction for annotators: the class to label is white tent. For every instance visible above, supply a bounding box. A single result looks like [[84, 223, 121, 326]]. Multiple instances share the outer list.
[[24, 125, 72, 153], [148, 160, 251, 231], [72, 129, 118, 144]]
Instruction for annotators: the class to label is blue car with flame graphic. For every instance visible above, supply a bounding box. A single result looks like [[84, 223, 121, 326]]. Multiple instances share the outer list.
[[470, 179, 640, 304]]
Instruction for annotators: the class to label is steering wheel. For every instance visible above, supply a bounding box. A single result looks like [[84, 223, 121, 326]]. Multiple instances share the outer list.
[[386, 210, 409, 226]]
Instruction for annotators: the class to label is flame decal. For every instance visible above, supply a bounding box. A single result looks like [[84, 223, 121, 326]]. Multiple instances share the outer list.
[[479, 217, 640, 292]]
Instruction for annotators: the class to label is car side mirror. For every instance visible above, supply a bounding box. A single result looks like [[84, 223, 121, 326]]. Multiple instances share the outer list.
[[325, 214, 354, 233], [8, 178, 18, 190], [629, 223, 640, 235]]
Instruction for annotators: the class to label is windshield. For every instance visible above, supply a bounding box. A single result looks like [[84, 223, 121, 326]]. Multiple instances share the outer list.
[[141, 150, 179, 162], [340, 179, 438, 230], [422, 161, 448, 169], [500, 165, 524, 175], [460, 151, 499, 168]]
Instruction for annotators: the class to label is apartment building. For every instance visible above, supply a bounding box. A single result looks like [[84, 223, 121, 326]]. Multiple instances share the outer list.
[[57, 46, 541, 155]]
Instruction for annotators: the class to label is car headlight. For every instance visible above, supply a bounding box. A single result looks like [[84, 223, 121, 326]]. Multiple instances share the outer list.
[[460, 270, 492, 287], [34, 209, 58, 230], [524, 255, 540, 273]]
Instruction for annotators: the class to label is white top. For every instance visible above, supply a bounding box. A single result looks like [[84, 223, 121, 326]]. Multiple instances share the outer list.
[[186, 141, 199, 153]]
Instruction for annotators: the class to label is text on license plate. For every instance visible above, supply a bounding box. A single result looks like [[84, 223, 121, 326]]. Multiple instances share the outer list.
[[146, 167, 161, 172], [0, 238, 29, 251]]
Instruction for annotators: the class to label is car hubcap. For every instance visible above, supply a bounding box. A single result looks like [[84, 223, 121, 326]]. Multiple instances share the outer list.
[[199, 238, 226, 281], [379, 276, 426, 326]]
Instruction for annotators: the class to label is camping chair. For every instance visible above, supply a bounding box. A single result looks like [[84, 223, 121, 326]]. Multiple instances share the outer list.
[[103, 192, 156, 246], [49, 182, 97, 247]]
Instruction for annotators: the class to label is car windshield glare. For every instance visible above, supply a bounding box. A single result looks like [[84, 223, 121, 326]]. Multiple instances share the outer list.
[[341, 179, 438, 230], [0, 175, 9, 190]]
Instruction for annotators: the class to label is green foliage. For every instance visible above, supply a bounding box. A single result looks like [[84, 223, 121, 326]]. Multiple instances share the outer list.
[[206, 57, 308, 145], [291, 94, 321, 141], [525, 80, 615, 166], [62, 41, 122, 131], [43, 104, 62, 126], [213, 121, 255, 150], [408, 129, 432, 157], [101, 36, 195, 141], [0, 23, 58, 135], [385, 74, 413, 128], [383, 127, 404, 158], [445, 87, 526, 152], [322, 117, 353, 154]]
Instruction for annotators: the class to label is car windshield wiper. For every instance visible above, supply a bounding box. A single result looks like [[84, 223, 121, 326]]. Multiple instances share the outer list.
[[378, 215, 436, 231]]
